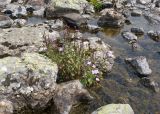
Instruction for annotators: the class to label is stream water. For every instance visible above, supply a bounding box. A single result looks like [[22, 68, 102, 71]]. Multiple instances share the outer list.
[[70, 14, 160, 114]]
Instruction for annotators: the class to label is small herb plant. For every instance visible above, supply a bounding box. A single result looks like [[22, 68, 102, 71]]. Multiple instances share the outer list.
[[88, 0, 103, 11], [44, 30, 102, 87]]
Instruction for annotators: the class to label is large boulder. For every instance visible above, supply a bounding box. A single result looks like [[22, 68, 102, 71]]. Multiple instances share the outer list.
[[98, 9, 125, 27], [45, 0, 93, 18], [53, 80, 93, 114], [0, 53, 58, 113], [0, 25, 47, 56], [92, 104, 134, 114], [0, 15, 13, 28], [0, 0, 11, 6]]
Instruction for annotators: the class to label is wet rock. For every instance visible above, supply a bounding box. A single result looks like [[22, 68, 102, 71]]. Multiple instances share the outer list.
[[137, 0, 152, 5], [53, 80, 93, 114], [45, 0, 92, 18], [0, 53, 58, 113], [126, 56, 152, 75], [147, 30, 160, 42], [101, 1, 113, 9], [122, 31, 137, 41], [0, 26, 47, 55], [91, 104, 134, 114], [155, 0, 160, 7], [140, 77, 159, 92], [87, 22, 101, 33], [62, 13, 87, 28], [0, 15, 13, 28], [3, 4, 27, 18], [13, 19, 27, 27], [98, 9, 125, 27], [131, 27, 144, 35], [131, 9, 142, 16], [144, 13, 160, 23]]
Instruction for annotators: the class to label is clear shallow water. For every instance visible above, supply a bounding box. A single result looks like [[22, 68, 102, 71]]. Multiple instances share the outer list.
[[71, 15, 160, 114]]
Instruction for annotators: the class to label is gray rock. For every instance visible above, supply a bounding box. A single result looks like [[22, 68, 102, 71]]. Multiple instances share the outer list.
[[0, 15, 13, 28], [126, 56, 152, 75], [45, 0, 92, 18], [92, 104, 134, 114], [155, 0, 160, 7], [140, 77, 159, 92], [33, 7, 45, 17], [131, 27, 144, 35], [0, 26, 47, 56], [0, 53, 58, 113], [3, 4, 27, 18], [62, 13, 87, 28], [13, 19, 27, 27], [122, 31, 137, 41], [147, 30, 160, 42], [0, 0, 11, 6], [0, 99, 13, 114], [53, 80, 93, 114], [131, 9, 142, 16], [137, 0, 152, 5], [46, 19, 64, 30], [98, 9, 125, 27]]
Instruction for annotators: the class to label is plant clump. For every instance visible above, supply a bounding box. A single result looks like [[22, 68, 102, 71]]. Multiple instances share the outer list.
[[87, 0, 103, 11], [43, 29, 102, 87]]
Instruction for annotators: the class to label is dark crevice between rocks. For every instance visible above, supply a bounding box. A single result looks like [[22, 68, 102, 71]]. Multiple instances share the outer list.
[[0, 53, 11, 58]]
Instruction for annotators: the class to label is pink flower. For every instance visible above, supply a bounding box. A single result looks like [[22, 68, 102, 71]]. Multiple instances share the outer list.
[[92, 69, 99, 75], [92, 64, 96, 68], [87, 61, 92, 65]]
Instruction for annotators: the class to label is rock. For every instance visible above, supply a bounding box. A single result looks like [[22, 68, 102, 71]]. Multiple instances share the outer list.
[[122, 31, 137, 41], [53, 80, 93, 114], [0, 15, 13, 28], [33, 7, 45, 17], [101, 1, 113, 9], [131, 9, 142, 16], [98, 9, 125, 27], [13, 19, 27, 27], [0, 53, 58, 113], [144, 13, 160, 23], [137, 0, 152, 5], [46, 19, 64, 30], [45, 0, 92, 18], [0, 99, 13, 114], [155, 0, 160, 7], [92, 104, 134, 114], [3, 4, 27, 18], [87, 20, 101, 33], [131, 27, 144, 35], [62, 13, 87, 28], [0, 26, 47, 55], [147, 30, 160, 42], [73, 36, 115, 72], [0, 0, 11, 6], [140, 77, 159, 92], [126, 56, 152, 75]]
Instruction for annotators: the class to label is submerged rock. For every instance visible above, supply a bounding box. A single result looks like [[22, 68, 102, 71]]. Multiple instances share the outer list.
[[140, 77, 159, 92], [131, 27, 144, 35], [92, 104, 134, 114], [98, 9, 125, 27], [126, 56, 152, 75], [0, 15, 13, 28], [122, 31, 137, 41], [131, 9, 142, 16], [147, 30, 160, 42]]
